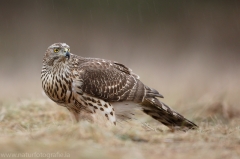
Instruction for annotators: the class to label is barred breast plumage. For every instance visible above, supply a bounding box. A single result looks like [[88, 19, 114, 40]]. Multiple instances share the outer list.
[[41, 43, 198, 130]]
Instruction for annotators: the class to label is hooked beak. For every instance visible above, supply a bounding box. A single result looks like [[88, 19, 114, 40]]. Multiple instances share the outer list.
[[64, 48, 70, 60], [65, 52, 70, 60]]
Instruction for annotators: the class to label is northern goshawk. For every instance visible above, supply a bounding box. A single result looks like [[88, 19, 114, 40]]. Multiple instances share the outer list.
[[41, 43, 197, 130]]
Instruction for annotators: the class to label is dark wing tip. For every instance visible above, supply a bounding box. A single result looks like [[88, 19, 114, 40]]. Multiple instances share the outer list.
[[156, 93, 164, 98], [145, 86, 164, 98], [182, 118, 198, 129]]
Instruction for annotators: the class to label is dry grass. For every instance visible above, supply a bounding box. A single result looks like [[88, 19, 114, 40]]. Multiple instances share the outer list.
[[0, 98, 239, 159]]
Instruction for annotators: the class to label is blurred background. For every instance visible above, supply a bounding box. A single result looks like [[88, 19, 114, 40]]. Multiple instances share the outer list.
[[0, 0, 239, 109]]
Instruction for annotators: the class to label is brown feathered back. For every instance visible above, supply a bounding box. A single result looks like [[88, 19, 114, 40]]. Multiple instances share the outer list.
[[41, 43, 197, 130]]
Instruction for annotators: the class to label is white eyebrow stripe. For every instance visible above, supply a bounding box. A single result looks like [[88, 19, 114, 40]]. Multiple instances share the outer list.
[[48, 44, 60, 49], [48, 43, 70, 49], [61, 43, 69, 47]]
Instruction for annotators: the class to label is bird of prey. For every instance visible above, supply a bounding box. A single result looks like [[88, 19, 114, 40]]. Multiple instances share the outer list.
[[41, 43, 197, 130]]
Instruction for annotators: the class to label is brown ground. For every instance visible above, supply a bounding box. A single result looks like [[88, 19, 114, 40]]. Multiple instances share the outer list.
[[0, 94, 239, 159], [1, 1, 240, 158]]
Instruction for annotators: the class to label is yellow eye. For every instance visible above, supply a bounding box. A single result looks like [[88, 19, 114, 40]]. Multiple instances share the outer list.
[[54, 48, 60, 53]]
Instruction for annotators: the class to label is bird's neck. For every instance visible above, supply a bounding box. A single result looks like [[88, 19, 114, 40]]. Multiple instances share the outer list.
[[42, 60, 71, 76]]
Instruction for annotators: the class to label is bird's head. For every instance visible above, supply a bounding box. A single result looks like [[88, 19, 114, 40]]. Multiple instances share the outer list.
[[44, 43, 71, 66]]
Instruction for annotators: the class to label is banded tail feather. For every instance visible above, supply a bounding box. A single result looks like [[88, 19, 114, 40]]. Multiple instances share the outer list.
[[141, 97, 198, 130], [42, 43, 198, 131]]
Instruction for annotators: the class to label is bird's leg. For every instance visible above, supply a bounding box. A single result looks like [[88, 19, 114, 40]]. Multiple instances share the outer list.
[[67, 107, 96, 123], [67, 108, 80, 123]]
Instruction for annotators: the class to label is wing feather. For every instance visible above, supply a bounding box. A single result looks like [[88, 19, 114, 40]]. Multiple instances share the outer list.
[[74, 60, 141, 102]]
